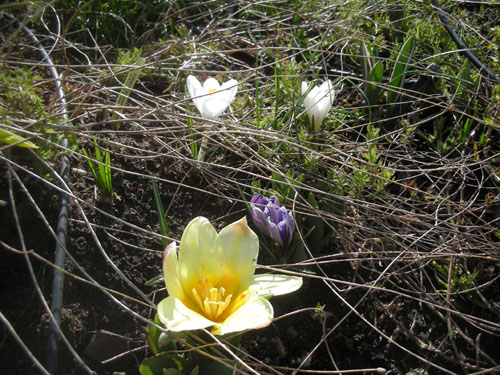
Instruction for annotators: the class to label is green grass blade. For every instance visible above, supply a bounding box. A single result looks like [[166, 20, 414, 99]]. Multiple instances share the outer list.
[[82, 147, 100, 184], [387, 35, 415, 105], [93, 143, 110, 197], [360, 42, 371, 81], [103, 148, 112, 197], [83, 141, 113, 201], [151, 178, 169, 248]]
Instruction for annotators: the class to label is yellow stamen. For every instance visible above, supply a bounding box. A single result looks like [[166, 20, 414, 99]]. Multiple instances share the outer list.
[[191, 286, 233, 321], [208, 88, 217, 96]]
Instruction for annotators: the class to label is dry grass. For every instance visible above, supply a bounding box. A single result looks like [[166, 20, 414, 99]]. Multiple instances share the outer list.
[[1, 1, 499, 374]]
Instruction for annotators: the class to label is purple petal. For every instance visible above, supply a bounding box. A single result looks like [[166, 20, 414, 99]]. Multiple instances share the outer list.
[[250, 194, 269, 207], [269, 196, 280, 206], [251, 207, 269, 233], [266, 205, 282, 224], [267, 222, 283, 247], [249, 194, 296, 248]]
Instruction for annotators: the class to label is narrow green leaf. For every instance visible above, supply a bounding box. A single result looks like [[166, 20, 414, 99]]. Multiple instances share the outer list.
[[360, 42, 371, 81], [146, 314, 161, 356], [152, 178, 169, 247], [371, 60, 384, 84], [145, 274, 164, 286], [366, 60, 383, 106], [387, 35, 415, 105], [83, 140, 112, 201], [82, 147, 99, 183], [0, 128, 38, 149], [112, 56, 146, 128], [104, 148, 112, 194]]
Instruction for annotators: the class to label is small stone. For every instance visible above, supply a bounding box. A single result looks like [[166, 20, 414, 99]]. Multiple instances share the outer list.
[[84, 330, 132, 364]]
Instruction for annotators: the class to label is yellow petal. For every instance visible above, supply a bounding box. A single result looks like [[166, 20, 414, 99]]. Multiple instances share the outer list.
[[218, 216, 259, 292], [158, 296, 216, 332], [178, 217, 224, 294], [214, 296, 273, 335], [163, 242, 184, 299], [249, 274, 303, 297]]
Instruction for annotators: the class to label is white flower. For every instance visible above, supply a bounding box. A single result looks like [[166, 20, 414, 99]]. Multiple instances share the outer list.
[[186, 75, 238, 120], [301, 80, 335, 133]]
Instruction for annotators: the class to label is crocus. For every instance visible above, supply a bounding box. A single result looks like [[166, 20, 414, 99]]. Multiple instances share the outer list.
[[301, 80, 334, 133], [186, 75, 238, 120], [250, 194, 296, 248], [157, 216, 302, 336]]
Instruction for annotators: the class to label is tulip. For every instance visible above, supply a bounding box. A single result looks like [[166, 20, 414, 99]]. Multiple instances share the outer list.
[[250, 194, 296, 248], [301, 80, 334, 133], [157, 216, 302, 335], [186, 75, 238, 120]]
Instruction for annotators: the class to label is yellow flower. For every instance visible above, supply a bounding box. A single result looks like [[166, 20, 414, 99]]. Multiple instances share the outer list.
[[158, 216, 302, 335]]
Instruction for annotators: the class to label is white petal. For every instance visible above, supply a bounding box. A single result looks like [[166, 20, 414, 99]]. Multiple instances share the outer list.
[[202, 78, 220, 92], [201, 97, 230, 119], [301, 81, 310, 96], [215, 296, 273, 335], [186, 75, 201, 98], [319, 80, 335, 105], [219, 79, 238, 103], [178, 217, 224, 293], [302, 80, 334, 132], [319, 80, 332, 93], [218, 217, 259, 290], [186, 75, 204, 114], [158, 296, 216, 332], [163, 242, 184, 299], [249, 274, 303, 297]]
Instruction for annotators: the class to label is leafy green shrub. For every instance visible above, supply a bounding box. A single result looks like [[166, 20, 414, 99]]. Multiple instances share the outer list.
[[44, 0, 171, 48]]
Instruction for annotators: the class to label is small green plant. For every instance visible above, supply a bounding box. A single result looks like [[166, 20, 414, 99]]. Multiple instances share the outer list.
[[0, 67, 67, 158], [141, 314, 196, 375], [432, 259, 477, 294], [406, 369, 428, 375], [43, 0, 170, 48], [82, 140, 113, 202], [0, 68, 44, 117], [360, 41, 384, 110], [333, 124, 393, 198], [359, 35, 416, 114]]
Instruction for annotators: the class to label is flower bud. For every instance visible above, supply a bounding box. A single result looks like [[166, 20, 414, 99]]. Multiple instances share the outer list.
[[250, 194, 296, 247]]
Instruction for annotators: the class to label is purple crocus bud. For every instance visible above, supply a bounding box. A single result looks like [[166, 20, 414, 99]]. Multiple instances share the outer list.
[[250, 194, 296, 247]]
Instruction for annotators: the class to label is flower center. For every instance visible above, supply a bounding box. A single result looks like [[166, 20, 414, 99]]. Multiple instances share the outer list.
[[192, 287, 233, 322], [208, 88, 217, 96]]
